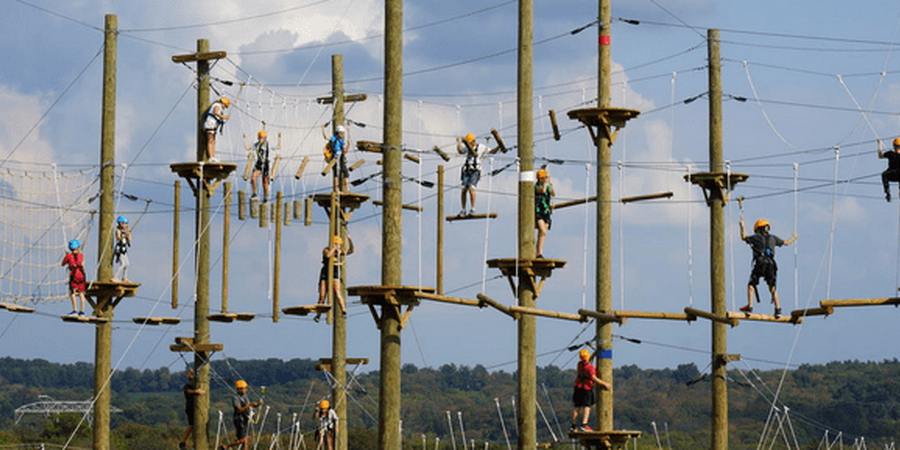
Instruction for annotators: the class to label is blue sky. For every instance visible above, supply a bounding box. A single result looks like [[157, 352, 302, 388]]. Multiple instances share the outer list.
[[2, 0, 900, 385]]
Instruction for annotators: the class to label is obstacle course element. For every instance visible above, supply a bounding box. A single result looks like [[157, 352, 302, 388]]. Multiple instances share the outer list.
[[0, 302, 35, 313], [486, 258, 566, 299], [132, 317, 181, 326], [567, 430, 642, 450], [282, 304, 331, 317], [446, 212, 498, 221], [567, 107, 640, 146], [169, 336, 223, 353], [170, 162, 237, 197], [348, 286, 435, 329]]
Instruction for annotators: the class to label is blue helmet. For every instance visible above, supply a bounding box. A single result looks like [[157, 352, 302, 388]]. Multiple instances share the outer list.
[[116, 216, 128, 224], [68, 239, 81, 251]]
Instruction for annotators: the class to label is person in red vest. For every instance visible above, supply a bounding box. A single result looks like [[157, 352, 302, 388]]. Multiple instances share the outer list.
[[61, 239, 87, 317], [571, 348, 611, 432]]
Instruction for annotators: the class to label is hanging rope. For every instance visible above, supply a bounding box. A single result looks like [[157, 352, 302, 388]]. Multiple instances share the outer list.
[[480, 157, 494, 293]]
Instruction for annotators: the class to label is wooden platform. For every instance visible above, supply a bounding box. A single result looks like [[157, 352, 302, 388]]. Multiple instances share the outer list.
[[208, 312, 256, 323], [169, 336, 223, 353], [486, 258, 566, 298], [61, 314, 108, 324], [282, 304, 331, 316], [311, 193, 371, 210], [567, 430, 642, 450], [445, 212, 498, 222], [170, 161, 237, 195], [0, 302, 35, 313], [347, 285, 436, 329], [567, 107, 641, 146], [684, 171, 749, 205], [132, 317, 181, 326], [85, 281, 140, 299]]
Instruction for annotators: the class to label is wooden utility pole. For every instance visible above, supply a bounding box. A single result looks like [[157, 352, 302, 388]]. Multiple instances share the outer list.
[[170, 39, 232, 450], [516, 0, 537, 449], [596, 0, 614, 432], [172, 180, 180, 309], [707, 29, 728, 450], [92, 14, 117, 450], [381, 0, 404, 447], [437, 165, 444, 295], [223, 182, 231, 314]]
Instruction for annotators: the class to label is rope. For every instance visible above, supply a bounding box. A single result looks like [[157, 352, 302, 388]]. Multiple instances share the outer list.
[[480, 158, 495, 293], [742, 61, 799, 150]]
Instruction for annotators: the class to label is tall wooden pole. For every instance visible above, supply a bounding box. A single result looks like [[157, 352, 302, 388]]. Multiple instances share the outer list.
[[172, 180, 180, 309], [516, 0, 537, 449], [273, 190, 282, 322], [93, 13, 117, 450], [222, 182, 231, 313], [381, 0, 404, 447], [329, 54, 349, 450], [707, 29, 728, 450], [596, 0, 615, 432], [193, 38, 213, 450], [437, 165, 444, 295]]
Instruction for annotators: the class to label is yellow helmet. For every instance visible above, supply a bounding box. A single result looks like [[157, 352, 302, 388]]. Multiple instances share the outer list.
[[464, 133, 476, 143], [320, 399, 330, 409], [893, 137, 900, 148], [333, 235, 343, 246], [754, 219, 770, 231], [258, 130, 267, 139], [579, 349, 590, 361], [220, 97, 231, 108], [235, 380, 248, 389], [536, 169, 548, 179]]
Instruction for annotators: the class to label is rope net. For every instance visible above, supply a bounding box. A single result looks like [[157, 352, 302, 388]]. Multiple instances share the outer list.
[[0, 167, 96, 304]]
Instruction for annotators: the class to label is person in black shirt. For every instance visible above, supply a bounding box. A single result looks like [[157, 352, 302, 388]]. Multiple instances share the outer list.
[[178, 370, 204, 450], [878, 138, 900, 202], [739, 218, 796, 317]]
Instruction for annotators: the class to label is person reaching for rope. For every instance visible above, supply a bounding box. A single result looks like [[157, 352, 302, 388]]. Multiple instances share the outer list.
[[739, 218, 796, 317], [326, 125, 350, 193], [244, 130, 281, 203], [220, 379, 262, 450], [112, 216, 131, 283], [534, 169, 555, 258], [877, 138, 900, 202], [61, 239, 87, 317], [456, 133, 500, 216], [315, 235, 354, 322], [571, 348, 611, 432], [314, 399, 339, 450], [203, 96, 231, 163]]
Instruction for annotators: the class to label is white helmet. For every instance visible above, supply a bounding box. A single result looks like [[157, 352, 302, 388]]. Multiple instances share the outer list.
[[336, 125, 346, 134]]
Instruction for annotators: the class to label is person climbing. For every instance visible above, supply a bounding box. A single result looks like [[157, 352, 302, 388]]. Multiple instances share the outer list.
[[315, 235, 354, 322], [456, 133, 491, 216], [534, 169, 555, 258], [178, 370, 204, 450], [878, 138, 900, 202], [112, 216, 131, 283], [314, 399, 339, 450], [220, 380, 262, 450], [244, 130, 281, 203], [326, 125, 350, 193], [61, 239, 87, 317], [571, 348, 611, 432], [739, 217, 797, 317], [202, 96, 231, 163]]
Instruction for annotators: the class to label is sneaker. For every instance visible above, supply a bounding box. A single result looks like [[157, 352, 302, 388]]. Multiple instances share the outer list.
[[208, 157, 219, 163], [536, 254, 544, 259], [342, 310, 347, 317], [468, 207, 475, 215], [580, 425, 593, 431], [78, 311, 85, 317], [458, 210, 467, 217], [68, 310, 78, 316], [774, 307, 782, 318], [313, 315, 320, 323], [251, 193, 258, 199], [569, 424, 578, 432], [740, 305, 752, 313], [888, 192, 892, 203]]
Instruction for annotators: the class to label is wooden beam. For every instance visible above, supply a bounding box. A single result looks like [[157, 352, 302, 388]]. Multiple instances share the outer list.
[[317, 93, 367, 104], [476, 294, 518, 319], [577, 309, 624, 324], [132, 317, 181, 326], [684, 307, 739, 327], [320, 358, 370, 365], [552, 196, 597, 211], [612, 310, 696, 322], [820, 297, 900, 308], [511, 305, 583, 322], [620, 191, 674, 203], [171, 51, 227, 63], [791, 306, 834, 319], [0, 302, 35, 313], [414, 292, 480, 307], [373, 200, 423, 212], [725, 311, 800, 324]]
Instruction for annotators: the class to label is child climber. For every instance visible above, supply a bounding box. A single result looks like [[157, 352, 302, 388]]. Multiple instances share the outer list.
[[61, 239, 87, 317], [739, 217, 797, 317], [113, 216, 131, 283], [314, 235, 354, 322]]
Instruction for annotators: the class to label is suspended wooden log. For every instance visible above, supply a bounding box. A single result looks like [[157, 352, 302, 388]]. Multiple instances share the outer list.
[[349, 159, 365, 171], [791, 306, 834, 319], [259, 203, 268, 228], [269, 154, 282, 181], [475, 294, 517, 320], [577, 309, 624, 324], [621, 191, 674, 203], [726, 311, 800, 324], [238, 190, 247, 220], [612, 310, 695, 322], [491, 128, 508, 153], [433, 145, 450, 162], [549, 109, 561, 141], [356, 141, 383, 153], [0, 302, 35, 313], [294, 156, 309, 179], [511, 305, 583, 322], [132, 317, 180, 326], [243, 152, 253, 181], [684, 307, 739, 327], [304, 198, 313, 226], [321, 158, 338, 176], [403, 153, 420, 164], [250, 197, 259, 218], [373, 200, 423, 212], [552, 196, 597, 211], [293, 199, 303, 220], [284, 201, 292, 226]]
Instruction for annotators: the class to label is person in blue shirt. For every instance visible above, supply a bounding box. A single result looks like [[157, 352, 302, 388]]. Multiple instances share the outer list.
[[328, 125, 350, 193]]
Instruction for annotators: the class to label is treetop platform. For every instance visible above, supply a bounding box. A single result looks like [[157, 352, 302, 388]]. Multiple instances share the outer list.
[[208, 312, 255, 323], [169, 336, 223, 353], [311, 192, 370, 210], [61, 314, 108, 324], [347, 285, 436, 329], [85, 281, 140, 310], [445, 212, 498, 222], [567, 107, 641, 146], [566, 429, 642, 450], [486, 258, 566, 299], [132, 317, 181, 326], [282, 304, 331, 316], [0, 302, 35, 313], [684, 171, 749, 205], [169, 161, 237, 196]]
